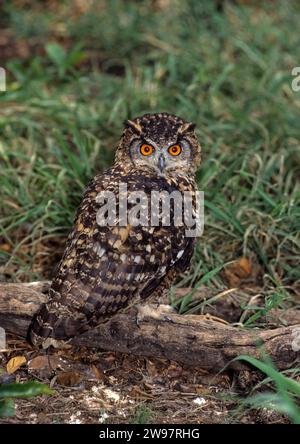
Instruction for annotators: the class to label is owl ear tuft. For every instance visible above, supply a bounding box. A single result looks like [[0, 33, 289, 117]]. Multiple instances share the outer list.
[[179, 121, 196, 135], [124, 119, 142, 135]]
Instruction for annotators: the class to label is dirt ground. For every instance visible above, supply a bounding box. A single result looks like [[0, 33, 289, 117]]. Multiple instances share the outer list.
[[0, 336, 289, 424]]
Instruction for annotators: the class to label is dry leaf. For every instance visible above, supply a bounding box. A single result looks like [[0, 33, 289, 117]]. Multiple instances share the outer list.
[[7, 356, 26, 374], [28, 355, 62, 371], [91, 364, 104, 381], [223, 257, 252, 287], [57, 371, 82, 387], [0, 243, 12, 252]]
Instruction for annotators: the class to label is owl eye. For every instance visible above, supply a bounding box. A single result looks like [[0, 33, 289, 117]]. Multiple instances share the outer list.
[[140, 144, 154, 156], [168, 144, 182, 156]]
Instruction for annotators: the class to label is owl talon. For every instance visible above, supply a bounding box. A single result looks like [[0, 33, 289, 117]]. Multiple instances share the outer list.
[[136, 304, 176, 325]]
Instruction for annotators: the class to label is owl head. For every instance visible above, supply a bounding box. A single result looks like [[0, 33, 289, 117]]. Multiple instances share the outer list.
[[115, 113, 201, 177]]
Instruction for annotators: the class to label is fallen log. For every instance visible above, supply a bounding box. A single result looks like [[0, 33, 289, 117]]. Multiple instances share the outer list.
[[0, 282, 299, 371]]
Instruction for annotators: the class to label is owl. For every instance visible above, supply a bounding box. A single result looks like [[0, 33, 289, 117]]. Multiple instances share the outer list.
[[29, 113, 201, 348]]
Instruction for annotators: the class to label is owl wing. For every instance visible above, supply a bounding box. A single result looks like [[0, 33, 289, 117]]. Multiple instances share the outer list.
[[29, 171, 192, 347]]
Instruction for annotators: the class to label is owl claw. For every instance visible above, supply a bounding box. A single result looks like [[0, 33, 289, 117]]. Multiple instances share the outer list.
[[41, 337, 72, 350], [136, 304, 176, 325]]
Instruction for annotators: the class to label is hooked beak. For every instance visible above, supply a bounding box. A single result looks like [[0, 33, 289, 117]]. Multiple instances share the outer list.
[[158, 154, 166, 173]]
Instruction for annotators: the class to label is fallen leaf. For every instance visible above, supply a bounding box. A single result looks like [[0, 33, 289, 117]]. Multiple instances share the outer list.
[[28, 355, 62, 372], [6, 356, 26, 374], [0, 243, 12, 252], [223, 257, 252, 287], [91, 364, 104, 381], [57, 371, 82, 387]]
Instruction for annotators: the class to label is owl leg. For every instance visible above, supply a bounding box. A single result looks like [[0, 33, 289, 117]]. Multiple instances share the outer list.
[[136, 304, 176, 325]]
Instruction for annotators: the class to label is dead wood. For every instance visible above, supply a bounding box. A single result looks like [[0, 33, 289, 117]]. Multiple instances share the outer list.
[[0, 282, 299, 372]]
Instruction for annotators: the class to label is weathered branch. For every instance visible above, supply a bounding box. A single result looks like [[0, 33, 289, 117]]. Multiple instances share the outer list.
[[0, 282, 299, 372]]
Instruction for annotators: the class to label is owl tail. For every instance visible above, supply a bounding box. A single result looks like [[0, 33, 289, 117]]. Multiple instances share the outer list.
[[28, 300, 88, 349]]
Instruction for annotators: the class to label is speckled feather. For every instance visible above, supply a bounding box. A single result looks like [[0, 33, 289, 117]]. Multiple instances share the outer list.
[[29, 113, 201, 348]]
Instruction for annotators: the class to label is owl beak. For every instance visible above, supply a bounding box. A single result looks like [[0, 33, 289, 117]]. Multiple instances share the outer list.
[[158, 154, 166, 173]]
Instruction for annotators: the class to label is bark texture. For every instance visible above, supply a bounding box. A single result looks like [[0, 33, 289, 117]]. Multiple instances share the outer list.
[[0, 282, 299, 371]]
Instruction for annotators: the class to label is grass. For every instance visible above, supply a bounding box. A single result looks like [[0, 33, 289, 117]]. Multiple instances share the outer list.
[[233, 355, 300, 424], [131, 404, 153, 424], [0, 381, 53, 418], [0, 0, 300, 423]]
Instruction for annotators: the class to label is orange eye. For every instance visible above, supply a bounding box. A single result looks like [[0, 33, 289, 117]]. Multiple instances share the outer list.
[[140, 144, 154, 156], [168, 144, 182, 156]]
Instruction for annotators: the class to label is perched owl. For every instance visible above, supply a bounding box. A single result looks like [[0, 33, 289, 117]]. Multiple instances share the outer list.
[[29, 113, 201, 348]]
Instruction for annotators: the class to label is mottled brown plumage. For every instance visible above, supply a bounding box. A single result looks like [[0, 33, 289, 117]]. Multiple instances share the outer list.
[[29, 113, 201, 348]]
